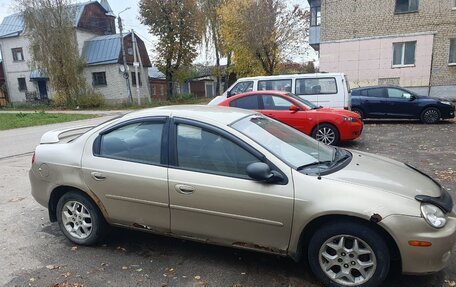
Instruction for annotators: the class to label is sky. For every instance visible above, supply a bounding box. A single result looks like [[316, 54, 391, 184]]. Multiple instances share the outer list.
[[0, 0, 316, 64]]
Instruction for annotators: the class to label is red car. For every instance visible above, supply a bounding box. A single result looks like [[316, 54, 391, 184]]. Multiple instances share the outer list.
[[218, 91, 363, 145]]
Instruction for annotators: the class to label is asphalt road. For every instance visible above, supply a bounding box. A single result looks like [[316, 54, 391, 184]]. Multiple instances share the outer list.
[[1, 117, 455, 287]]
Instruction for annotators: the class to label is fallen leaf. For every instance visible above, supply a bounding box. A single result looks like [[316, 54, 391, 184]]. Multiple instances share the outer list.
[[121, 266, 128, 270], [46, 264, 59, 270], [136, 268, 143, 272], [71, 246, 78, 251], [194, 275, 201, 280], [9, 196, 25, 202], [61, 272, 71, 278]]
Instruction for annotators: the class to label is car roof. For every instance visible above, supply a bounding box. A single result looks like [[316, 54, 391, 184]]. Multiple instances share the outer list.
[[352, 85, 405, 90], [237, 73, 344, 81], [121, 105, 256, 126]]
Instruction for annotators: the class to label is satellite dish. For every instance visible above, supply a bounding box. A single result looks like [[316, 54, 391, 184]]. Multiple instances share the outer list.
[[119, 65, 125, 73]]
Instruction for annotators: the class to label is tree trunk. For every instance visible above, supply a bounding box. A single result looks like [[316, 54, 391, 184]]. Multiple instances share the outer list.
[[166, 71, 173, 101], [223, 52, 232, 91]]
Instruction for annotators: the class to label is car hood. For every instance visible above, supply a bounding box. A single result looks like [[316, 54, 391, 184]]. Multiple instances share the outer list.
[[325, 150, 441, 199]]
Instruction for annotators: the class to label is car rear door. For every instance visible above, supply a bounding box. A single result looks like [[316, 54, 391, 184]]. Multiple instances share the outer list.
[[167, 119, 294, 252], [364, 88, 388, 117], [81, 117, 170, 232]]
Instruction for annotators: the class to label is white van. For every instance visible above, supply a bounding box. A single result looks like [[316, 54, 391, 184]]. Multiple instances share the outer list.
[[209, 73, 351, 109]]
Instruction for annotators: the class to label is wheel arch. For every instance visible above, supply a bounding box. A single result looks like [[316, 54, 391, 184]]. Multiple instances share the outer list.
[[292, 214, 401, 269], [48, 185, 108, 222], [311, 121, 340, 136]]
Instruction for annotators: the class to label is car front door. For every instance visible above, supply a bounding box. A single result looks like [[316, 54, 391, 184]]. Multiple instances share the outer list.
[[81, 117, 170, 232], [167, 119, 294, 252], [259, 94, 311, 134], [385, 88, 416, 118]]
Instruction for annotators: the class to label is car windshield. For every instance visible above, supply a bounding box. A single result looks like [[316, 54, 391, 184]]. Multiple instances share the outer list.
[[231, 115, 335, 168], [286, 93, 320, 109]]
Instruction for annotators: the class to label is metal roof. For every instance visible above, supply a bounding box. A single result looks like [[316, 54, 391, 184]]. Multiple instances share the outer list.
[[82, 34, 122, 66], [0, 13, 24, 39], [148, 66, 166, 79], [0, 1, 104, 39]]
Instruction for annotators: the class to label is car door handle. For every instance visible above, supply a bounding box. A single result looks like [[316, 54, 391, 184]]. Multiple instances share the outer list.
[[175, 184, 195, 195], [91, 172, 106, 181]]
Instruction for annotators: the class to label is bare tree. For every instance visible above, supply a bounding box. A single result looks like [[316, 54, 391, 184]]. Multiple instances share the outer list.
[[18, 0, 86, 106]]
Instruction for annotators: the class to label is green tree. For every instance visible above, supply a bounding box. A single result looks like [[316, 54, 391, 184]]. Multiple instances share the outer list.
[[220, 0, 310, 76], [19, 0, 87, 107], [139, 0, 202, 99]]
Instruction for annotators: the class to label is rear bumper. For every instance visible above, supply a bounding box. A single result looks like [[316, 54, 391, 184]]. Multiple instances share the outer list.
[[381, 214, 456, 274]]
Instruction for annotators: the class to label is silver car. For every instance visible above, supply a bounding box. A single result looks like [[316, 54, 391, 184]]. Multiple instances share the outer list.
[[30, 106, 455, 287]]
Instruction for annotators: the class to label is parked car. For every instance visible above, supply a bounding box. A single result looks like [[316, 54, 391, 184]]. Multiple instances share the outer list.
[[208, 73, 351, 110], [30, 106, 455, 287], [351, 86, 455, 124], [217, 91, 363, 145]]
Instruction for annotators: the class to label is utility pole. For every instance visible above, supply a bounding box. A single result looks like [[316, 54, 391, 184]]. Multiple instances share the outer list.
[[133, 31, 151, 104], [131, 29, 140, 105], [118, 7, 132, 104]]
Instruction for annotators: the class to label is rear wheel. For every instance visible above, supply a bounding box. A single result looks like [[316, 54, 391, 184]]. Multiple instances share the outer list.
[[312, 124, 340, 146], [351, 108, 364, 119], [56, 191, 108, 245], [420, 107, 441, 124], [308, 220, 390, 287]]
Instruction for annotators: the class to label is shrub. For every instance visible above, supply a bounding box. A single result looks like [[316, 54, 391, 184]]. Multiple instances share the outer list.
[[76, 91, 105, 109]]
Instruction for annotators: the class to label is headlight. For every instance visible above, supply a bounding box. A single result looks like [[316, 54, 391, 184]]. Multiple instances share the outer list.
[[343, 116, 357, 122], [440, 101, 452, 106], [421, 203, 447, 228]]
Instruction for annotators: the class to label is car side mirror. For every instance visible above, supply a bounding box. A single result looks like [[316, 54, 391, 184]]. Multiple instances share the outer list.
[[246, 162, 283, 183], [289, 104, 299, 113], [404, 93, 414, 101], [227, 90, 234, 97]]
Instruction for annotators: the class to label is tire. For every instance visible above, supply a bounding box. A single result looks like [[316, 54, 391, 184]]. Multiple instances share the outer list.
[[351, 108, 364, 119], [420, 107, 441, 124], [56, 191, 108, 245], [308, 220, 390, 287], [312, 123, 340, 146]]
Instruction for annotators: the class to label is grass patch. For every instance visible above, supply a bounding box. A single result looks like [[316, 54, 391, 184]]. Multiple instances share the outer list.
[[0, 112, 97, 131]]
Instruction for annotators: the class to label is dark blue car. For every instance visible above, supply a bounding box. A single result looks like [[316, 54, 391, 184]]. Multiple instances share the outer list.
[[351, 86, 455, 124]]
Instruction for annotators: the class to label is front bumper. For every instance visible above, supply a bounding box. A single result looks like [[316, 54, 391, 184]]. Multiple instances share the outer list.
[[381, 214, 456, 274], [440, 104, 455, 119], [339, 120, 363, 141]]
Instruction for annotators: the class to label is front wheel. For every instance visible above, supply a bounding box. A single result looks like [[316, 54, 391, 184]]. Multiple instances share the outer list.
[[308, 220, 390, 287], [312, 123, 340, 146], [420, 107, 441, 124], [56, 191, 108, 245]]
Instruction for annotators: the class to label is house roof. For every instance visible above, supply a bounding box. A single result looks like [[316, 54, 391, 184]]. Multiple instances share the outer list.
[[0, 1, 107, 39], [82, 33, 122, 65], [0, 13, 24, 39], [148, 66, 166, 79]]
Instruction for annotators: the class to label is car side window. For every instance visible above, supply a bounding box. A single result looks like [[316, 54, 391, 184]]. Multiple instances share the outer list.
[[176, 124, 259, 178], [387, 88, 406, 99], [99, 121, 164, 165], [360, 90, 368, 96], [367, 88, 386, 98], [230, 95, 260, 109], [258, 79, 292, 92], [229, 81, 253, 96], [261, 95, 294, 110]]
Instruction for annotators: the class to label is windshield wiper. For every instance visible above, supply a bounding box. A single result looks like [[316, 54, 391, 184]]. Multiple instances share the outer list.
[[297, 161, 333, 171]]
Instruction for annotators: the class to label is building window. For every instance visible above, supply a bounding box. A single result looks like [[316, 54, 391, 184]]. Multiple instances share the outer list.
[[310, 6, 321, 26], [131, 72, 142, 86], [453, 0, 456, 9], [12, 48, 24, 62], [18, 78, 27, 91], [160, 85, 165, 96], [92, 72, 107, 86], [395, 0, 419, 13], [450, 38, 456, 65], [393, 41, 416, 66]]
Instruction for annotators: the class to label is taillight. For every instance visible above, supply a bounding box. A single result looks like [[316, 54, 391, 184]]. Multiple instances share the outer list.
[[32, 152, 35, 165]]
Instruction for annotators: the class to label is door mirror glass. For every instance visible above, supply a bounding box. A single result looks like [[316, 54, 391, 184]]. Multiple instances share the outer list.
[[246, 162, 283, 183]]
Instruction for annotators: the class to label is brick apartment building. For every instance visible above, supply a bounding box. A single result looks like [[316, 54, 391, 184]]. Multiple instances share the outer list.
[[308, 0, 456, 98]]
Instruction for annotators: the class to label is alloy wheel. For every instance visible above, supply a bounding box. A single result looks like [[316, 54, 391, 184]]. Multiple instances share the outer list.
[[316, 127, 336, 145], [61, 200, 93, 239], [423, 108, 439, 124], [318, 235, 377, 286]]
